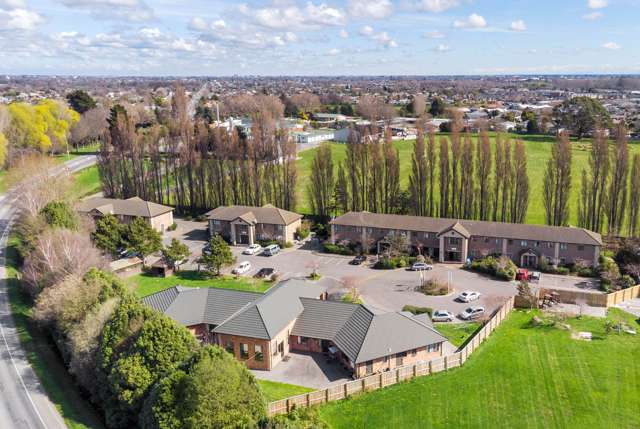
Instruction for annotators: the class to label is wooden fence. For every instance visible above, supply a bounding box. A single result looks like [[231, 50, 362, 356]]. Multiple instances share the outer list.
[[536, 284, 640, 308], [267, 297, 515, 416]]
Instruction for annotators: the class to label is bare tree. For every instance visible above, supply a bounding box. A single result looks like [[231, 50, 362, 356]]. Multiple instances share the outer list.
[[409, 125, 427, 215], [544, 132, 572, 226], [628, 154, 640, 237], [510, 141, 529, 223], [411, 94, 426, 117], [439, 137, 450, 217], [578, 129, 609, 233], [476, 130, 493, 220], [607, 125, 629, 235]]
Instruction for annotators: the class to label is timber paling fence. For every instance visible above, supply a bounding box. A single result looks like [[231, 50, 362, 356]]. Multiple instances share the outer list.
[[267, 296, 515, 416]]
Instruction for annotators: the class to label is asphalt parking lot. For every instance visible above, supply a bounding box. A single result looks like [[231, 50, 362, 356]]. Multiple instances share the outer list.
[[164, 218, 603, 321]]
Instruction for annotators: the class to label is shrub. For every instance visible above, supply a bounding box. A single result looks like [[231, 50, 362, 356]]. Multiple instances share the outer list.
[[40, 200, 78, 230], [555, 267, 570, 275], [323, 243, 356, 256], [195, 214, 207, 222], [618, 275, 635, 290], [341, 287, 363, 304], [167, 222, 178, 231], [295, 222, 311, 240], [469, 255, 516, 280], [402, 305, 433, 317], [373, 258, 396, 269], [416, 278, 449, 296]]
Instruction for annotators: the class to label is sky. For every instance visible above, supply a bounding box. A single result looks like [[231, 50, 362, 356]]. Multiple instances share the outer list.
[[0, 0, 638, 76]]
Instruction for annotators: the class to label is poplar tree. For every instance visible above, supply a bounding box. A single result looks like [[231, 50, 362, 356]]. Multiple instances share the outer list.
[[543, 132, 572, 226], [627, 154, 640, 237], [408, 126, 427, 216], [607, 125, 629, 235]]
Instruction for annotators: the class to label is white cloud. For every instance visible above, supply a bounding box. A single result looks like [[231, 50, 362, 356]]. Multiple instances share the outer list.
[[409, 0, 459, 13], [588, 0, 607, 9], [359, 25, 374, 36], [603, 41, 620, 50], [348, 0, 393, 19], [434, 43, 450, 52], [284, 31, 297, 42], [510, 20, 526, 31], [339, 28, 349, 38], [240, 2, 346, 30], [425, 30, 445, 39], [0, 0, 26, 7], [59, 0, 155, 21], [453, 13, 486, 29], [328, 47, 340, 55], [582, 11, 603, 20], [0, 7, 43, 30]]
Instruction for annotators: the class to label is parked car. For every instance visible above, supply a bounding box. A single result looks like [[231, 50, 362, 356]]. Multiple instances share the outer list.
[[350, 255, 367, 265], [232, 261, 251, 275], [242, 244, 263, 255], [202, 243, 211, 255], [516, 268, 530, 281], [432, 310, 455, 322], [410, 262, 433, 271], [263, 244, 280, 256], [456, 290, 481, 302], [255, 268, 275, 280], [459, 306, 485, 320], [529, 271, 541, 283]]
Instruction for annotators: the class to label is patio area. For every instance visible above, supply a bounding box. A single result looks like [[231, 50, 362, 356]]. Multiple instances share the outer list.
[[251, 351, 352, 390]]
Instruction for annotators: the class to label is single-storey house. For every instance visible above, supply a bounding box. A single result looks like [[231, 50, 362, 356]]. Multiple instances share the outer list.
[[77, 196, 174, 233], [142, 280, 446, 378], [206, 204, 302, 245], [329, 211, 602, 267]]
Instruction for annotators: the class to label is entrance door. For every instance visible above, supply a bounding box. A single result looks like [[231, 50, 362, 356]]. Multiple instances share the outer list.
[[447, 251, 461, 262], [522, 254, 538, 268], [278, 341, 284, 357]]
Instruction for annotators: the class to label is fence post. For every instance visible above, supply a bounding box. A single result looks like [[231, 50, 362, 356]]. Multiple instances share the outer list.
[[413, 364, 417, 378], [428, 359, 432, 374], [325, 388, 329, 403], [362, 378, 366, 391], [379, 373, 383, 388], [286, 398, 291, 413], [344, 383, 348, 398], [306, 393, 310, 407], [396, 368, 400, 383], [444, 355, 449, 370]]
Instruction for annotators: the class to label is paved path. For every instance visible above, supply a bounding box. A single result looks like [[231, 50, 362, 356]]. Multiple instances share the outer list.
[[616, 298, 640, 317], [0, 155, 96, 429]]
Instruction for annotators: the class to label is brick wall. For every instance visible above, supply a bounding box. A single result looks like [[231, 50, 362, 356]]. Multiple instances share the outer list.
[[353, 344, 443, 378], [215, 333, 271, 370]]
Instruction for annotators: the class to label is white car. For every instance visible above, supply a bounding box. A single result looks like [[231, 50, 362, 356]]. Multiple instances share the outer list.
[[242, 244, 263, 255], [232, 261, 251, 275], [432, 310, 455, 322], [456, 290, 481, 303], [410, 262, 433, 271], [459, 306, 485, 320]]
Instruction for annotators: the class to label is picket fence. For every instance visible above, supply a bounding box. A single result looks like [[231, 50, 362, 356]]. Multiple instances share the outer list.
[[267, 296, 515, 416]]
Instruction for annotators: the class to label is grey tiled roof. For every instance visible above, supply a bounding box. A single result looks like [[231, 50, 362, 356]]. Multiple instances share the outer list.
[[206, 204, 302, 226], [331, 211, 602, 246], [213, 279, 327, 340], [77, 196, 173, 218], [292, 299, 446, 364]]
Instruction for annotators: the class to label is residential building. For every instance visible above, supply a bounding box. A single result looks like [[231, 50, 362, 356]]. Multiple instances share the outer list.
[[206, 204, 302, 245], [291, 129, 335, 144], [329, 212, 602, 267], [76, 196, 174, 233], [142, 279, 446, 378]]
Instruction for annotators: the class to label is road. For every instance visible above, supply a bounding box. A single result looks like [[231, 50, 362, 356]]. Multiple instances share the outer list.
[[0, 155, 96, 429]]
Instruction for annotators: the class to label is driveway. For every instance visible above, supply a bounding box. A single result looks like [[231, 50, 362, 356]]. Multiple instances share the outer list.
[[251, 352, 352, 389]]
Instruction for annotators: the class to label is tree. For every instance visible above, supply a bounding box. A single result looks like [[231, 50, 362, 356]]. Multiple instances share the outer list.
[[628, 154, 640, 237], [70, 106, 108, 146], [429, 97, 447, 117], [334, 162, 350, 214], [510, 141, 529, 223], [543, 132, 572, 226], [577, 129, 609, 233], [553, 96, 611, 138], [438, 137, 450, 217], [140, 346, 266, 429], [607, 125, 629, 235], [199, 234, 235, 276], [476, 130, 493, 220], [40, 200, 78, 230], [307, 143, 334, 219], [66, 90, 97, 114], [526, 117, 540, 134], [382, 128, 400, 213], [408, 126, 427, 216], [92, 214, 126, 255], [162, 239, 191, 270], [426, 127, 437, 217], [517, 281, 538, 309], [124, 217, 163, 262], [411, 94, 426, 117]]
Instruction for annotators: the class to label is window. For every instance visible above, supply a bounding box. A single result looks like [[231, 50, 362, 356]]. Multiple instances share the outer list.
[[448, 237, 461, 246], [240, 343, 249, 359], [427, 343, 440, 353], [424, 232, 430, 239], [411, 348, 417, 357], [213, 219, 220, 225], [396, 351, 407, 366], [300, 336, 308, 344], [508, 239, 513, 245], [255, 345, 263, 361], [225, 341, 234, 354], [578, 245, 584, 251], [520, 240, 528, 247], [535, 241, 540, 247], [560, 257, 566, 265], [484, 237, 490, 243], [365, 360, 373, 374], [560, 243, 568, 250]]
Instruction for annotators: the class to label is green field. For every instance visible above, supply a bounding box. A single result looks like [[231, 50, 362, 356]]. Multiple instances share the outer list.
[[4, 237, 105, 429], [319, 309, 640, 429], [434, 321, 480, 348], [129, 270, 272, 297], [70, 165, 101, 198], [258, 380, 315, 402], [296, 134, 640, 228]]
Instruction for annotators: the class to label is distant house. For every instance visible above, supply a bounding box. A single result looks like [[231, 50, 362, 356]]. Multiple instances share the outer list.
[[330, 211, 602, 267], [206, 204, 302, 245], [143, 279, 446, 378], [292, 129, 335, 144], [77, 196, 174, 233]]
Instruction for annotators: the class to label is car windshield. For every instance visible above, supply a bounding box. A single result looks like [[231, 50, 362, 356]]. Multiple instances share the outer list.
[[465, 307, 473, 313]]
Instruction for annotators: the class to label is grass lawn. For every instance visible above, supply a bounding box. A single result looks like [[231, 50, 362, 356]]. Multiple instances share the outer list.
[[296, 133, 640, 229], [70, 165, 101, 199], [319, 309, 640, 429], [434, 321, 480, 348], [129, 270, 272, 297], [4, 236, 105, 429], [258, 380, 315, 402]]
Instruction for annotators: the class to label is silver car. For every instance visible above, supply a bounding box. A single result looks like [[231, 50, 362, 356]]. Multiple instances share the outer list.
[[432, 310, 455, 322], [459, 306, 485, 320]]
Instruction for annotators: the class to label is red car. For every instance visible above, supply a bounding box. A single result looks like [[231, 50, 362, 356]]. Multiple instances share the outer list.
[[516, 268, 530, 281]]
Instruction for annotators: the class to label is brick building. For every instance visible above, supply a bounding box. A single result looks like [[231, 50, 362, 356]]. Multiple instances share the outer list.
[[76, 196, 174, 233], [143, 279, 446, 378], [329, 211, 602, 267]]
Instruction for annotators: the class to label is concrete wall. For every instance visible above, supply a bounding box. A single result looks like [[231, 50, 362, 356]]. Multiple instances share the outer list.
[[149, 211, 174, 233]]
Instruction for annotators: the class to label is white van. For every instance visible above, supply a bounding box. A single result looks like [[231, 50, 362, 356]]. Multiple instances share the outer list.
[[263, 244, 280, 256]]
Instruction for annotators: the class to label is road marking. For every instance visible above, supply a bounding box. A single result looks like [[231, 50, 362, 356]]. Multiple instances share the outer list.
[[0, 211, 49, 429]]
